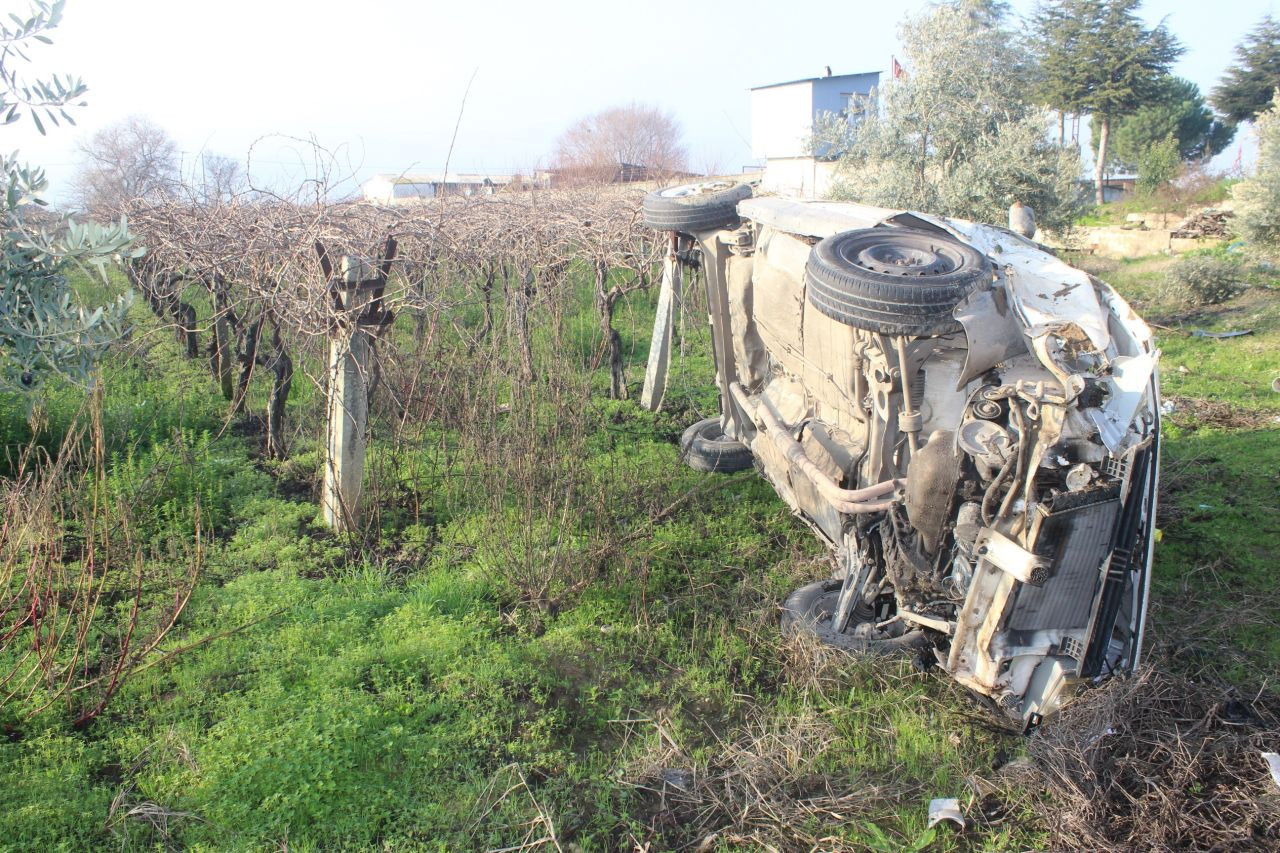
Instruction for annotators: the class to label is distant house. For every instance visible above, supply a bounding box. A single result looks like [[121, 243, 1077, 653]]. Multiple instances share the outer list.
[[750, 70, 880, 199], [1087, 176, 1138, 203], [361, 172, 550, 204], [615, 162, 652, 183], [548, 162, 698, 187]]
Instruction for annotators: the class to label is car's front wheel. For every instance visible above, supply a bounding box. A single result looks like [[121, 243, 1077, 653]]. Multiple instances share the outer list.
[[781, 579, 931, 655], [805, 227, 992, 337]]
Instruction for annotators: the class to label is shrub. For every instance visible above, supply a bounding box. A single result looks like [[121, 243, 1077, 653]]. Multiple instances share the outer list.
[[1136, 135, 1181, 196], [1161, 254, 1247, 305], [1232, 95, 1280, 246]]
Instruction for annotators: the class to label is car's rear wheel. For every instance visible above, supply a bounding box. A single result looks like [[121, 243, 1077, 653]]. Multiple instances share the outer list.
[[805, 227, 992, 336], [643, 180, 753, 233], [781, 579, 931, 654], [680, 417, 753, 473]]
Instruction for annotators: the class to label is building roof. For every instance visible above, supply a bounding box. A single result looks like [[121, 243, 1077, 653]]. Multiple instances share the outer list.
[[749, 71, 880, 91]]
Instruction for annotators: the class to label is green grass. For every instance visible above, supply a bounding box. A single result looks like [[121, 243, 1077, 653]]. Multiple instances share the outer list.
[[0, 266, 1036, 851], [0, 416, 1020, 849], [1071, 251, 1280, 679], [1, 246, 1274, 849], [1064, 252, 1280, 410], [1156, 287, 1280, 410], [1155, 426, 1280, 676]]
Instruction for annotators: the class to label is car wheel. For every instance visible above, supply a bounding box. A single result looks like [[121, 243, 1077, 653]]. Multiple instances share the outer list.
[[642, 180, 753, 234], [679, 417, 753, 473], [780, 579, 931, 655], [805, 227, 992, 337]]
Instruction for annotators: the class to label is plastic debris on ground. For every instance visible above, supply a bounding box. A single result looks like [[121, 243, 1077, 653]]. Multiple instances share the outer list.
[[1264, 753, 1280, 791], [1191, 329, 1252, 339], [927, 797, 965, 829]]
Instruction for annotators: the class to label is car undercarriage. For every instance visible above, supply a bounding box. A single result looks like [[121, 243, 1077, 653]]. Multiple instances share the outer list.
[[643, 182, 1161, 728]]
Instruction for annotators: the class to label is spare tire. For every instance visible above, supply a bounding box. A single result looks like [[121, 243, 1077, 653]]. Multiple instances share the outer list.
[[805, 227, 991, 336], [680, 417, 753, 473], [643, 180, 753, 234]]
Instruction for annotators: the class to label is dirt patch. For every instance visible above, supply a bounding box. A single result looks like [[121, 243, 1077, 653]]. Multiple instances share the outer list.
[[1148, 586, 1280, 688], [621, 704, 923, 850], [1149, 284, 1280, 329], [1020, 668, 1280, 852], [260, 454, 319, 501], [1162, 394, 1277, 431], [229, 412, 266, 437]]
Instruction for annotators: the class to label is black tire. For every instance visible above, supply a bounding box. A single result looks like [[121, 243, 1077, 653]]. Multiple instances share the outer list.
[[805, 227, 992, 337], [643, 180, 753, 233], [680, 417, 753, 473], [780, 579, 931, 655]]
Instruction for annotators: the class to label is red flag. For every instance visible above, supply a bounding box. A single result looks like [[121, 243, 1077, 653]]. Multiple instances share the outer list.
[[891, 55, 903, 80]]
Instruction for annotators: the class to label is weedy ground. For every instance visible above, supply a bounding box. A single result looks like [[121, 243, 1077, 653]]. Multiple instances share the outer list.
[[1073, 177, 1236, 227], [0, 237, 1276, 851]]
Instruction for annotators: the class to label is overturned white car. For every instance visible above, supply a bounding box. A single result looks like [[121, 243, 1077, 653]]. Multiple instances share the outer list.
[[642, 181, 1161, 729]]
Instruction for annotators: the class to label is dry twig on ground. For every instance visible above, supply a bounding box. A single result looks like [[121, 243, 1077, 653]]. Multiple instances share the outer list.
[[1023, 667, 1280, 851]]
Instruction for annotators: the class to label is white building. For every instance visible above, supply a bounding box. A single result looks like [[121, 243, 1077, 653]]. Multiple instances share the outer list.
[[361, 172, 550, 204], [750, 71, 879, 199]]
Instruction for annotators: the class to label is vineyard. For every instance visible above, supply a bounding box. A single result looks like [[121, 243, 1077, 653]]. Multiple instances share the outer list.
[[126, 185, 661, 456], [1, 180, 1278, 851], [2, 181, 672, 715]]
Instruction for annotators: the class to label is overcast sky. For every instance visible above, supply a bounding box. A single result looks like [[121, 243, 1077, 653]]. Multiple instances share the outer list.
[[14, 0, 1280, 204]]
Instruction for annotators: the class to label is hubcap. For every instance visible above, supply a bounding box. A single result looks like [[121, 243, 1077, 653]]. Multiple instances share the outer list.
[[849, 240, 964, 276], [659, 180, 736, 198]]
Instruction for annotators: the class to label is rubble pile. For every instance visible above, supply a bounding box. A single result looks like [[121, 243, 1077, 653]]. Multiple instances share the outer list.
[[1173, 208, 1234, 239]]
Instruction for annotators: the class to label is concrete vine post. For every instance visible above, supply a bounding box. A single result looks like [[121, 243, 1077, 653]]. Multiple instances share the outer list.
[[640, 231, 681, 411], [318, 239, 397, 533]]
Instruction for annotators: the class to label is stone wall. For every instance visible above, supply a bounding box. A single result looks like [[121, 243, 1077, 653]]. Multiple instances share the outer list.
[[1039, 203, 1234, 259]]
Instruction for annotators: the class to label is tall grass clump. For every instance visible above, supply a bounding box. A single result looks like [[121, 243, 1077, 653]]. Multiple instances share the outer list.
[[0, 394, 204, 727]]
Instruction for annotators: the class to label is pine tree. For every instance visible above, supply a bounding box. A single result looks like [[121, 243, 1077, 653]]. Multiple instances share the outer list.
[[1033, 0, 1182, 204], [1213, 15, 1280, 125], [1032, 1, 1093, 144], [1089, 77, 1234, 171]]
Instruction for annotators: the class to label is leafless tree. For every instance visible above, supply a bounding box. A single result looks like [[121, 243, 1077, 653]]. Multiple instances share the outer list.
[[72, 114, 179, 215], [552, 102, 687, 185], [189, 152, 245, 205]]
